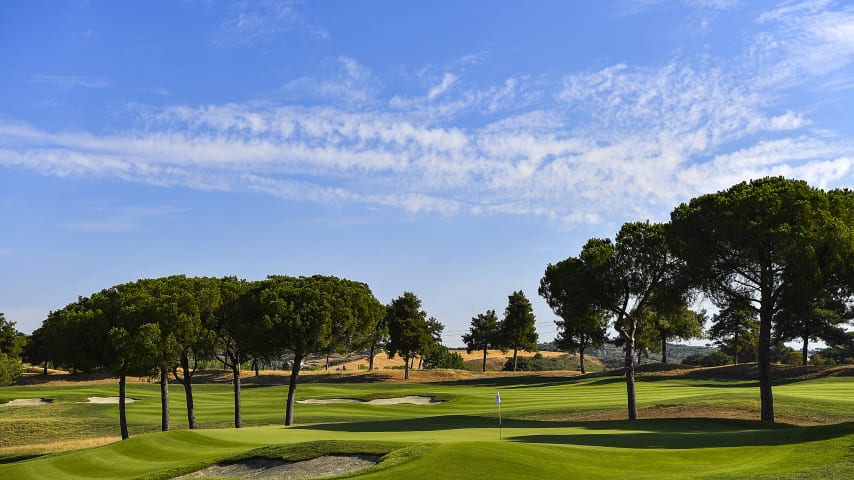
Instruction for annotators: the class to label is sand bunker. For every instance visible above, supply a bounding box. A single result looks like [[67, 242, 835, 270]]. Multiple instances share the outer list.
[[0, 398, 52, 407], [298, 395, 442, 405], [175, 454, 381, 479], [86, 396, 138, 404]]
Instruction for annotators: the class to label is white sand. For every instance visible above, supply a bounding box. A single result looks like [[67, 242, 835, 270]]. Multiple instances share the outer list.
[[0, 398, 52, 407], [175, 455, 381, 479], [86, 396, 138, 404], [298, 395, 442, 405]]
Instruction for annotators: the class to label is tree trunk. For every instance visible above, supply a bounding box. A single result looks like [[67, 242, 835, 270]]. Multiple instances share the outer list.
[[579, 340, 587, 375], [624, 319, 638, 421], [43, 362, 48, 376], [801, 335, 809, 366], [403, 354, 410, 380], [285, 353, 303, 426], [325, 353, 330, 372], [734, 331, 739, 365], [758, 275, 775, 423], [119, 374, 129, 440], [175, 356, 197, 429], [160, 366, 169, 432], [417, 356, 423, 370], [481, 348, 488, 373], [232, 360, 242, 428], [253, 358, 260, 377], [512, 346, 519, 372], [369, 342, 376, 370], [661, 338, 668, 364]]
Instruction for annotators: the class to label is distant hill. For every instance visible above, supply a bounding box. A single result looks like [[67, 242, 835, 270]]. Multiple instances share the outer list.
[[539, 341, 717, 369]]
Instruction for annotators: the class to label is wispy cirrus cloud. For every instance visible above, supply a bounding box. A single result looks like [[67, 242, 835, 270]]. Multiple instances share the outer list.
[[214, 0, 328, 47], [3, 1, 853, 225], [279, 56, 381, 105], [751, 0, 854, 85], [62, 205, 187, 234], [30, 74, 110, 89]]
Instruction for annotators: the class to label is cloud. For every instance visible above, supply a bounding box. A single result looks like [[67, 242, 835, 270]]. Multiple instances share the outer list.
[[30, 74, 110, 89], [0, 247, 12, 256], [3, 1, 853, 226], [428, 73, 458, 99], [279, 56, 380, 105], [61, 205, 187, 234], [214, 1, 328, 47], [751, 0, 854, 85]]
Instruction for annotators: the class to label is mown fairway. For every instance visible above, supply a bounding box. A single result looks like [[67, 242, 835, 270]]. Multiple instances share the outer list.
[[1, 373, 853, 479]]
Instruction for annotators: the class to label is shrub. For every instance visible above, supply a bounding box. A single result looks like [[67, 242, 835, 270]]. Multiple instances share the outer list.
[[0, 353, 22, 385], [681, 351, 732, 367], [502, 354, 577, 371], [423, 346, 466, 370]]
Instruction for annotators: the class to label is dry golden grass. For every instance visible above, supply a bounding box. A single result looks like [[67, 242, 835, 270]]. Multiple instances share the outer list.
[[0, 436, 121, 457], [13, 350, 602, 387]]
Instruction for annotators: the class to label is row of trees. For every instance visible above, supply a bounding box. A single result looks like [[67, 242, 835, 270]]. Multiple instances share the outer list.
[[461, 291, 539, 372], [27, 275, 448, 439], [539, 178, 854, 423]]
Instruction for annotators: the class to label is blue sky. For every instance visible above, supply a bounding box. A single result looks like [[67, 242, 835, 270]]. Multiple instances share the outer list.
[[2, 1, 854, 347]]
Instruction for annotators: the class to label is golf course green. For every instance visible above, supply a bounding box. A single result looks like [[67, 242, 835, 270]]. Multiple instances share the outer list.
[[1, 371, 852, 479]]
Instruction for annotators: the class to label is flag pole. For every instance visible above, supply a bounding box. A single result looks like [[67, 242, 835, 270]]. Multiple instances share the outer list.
[[496, 391, 502, 440]]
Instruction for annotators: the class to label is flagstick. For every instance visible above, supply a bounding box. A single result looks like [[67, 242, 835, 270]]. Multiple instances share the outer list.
[[497, 391, 502, 440]]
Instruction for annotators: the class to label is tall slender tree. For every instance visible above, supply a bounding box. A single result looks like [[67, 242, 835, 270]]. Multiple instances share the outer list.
[[708, 297, 758, 365], [641, 302, 705, 364], [385, 292, 430, 380], [501, 290, 538, 372], [461, 310, 501, 373]]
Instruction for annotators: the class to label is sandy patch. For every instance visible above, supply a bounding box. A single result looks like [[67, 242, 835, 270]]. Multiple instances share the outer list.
[[86, 396, 138, 404], [0, 398, 52, 407], [298, 395, 442, 405], [175, 454, 381, 479]]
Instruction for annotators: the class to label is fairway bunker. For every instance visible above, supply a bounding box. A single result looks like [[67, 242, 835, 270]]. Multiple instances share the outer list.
[[175, 454, 381, 479], [0, 398, 53, 407], [298, 395, 443, 405], [85, 396, 139, 404]]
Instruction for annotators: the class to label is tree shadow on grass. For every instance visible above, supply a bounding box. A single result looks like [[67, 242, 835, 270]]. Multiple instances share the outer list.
[[300, 415, 854, 450], [509, 420, 854, 449], [298, 415, 556, 433]]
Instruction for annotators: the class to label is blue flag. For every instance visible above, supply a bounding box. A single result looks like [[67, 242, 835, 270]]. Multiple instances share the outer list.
[[495, 391, 501, 404]]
